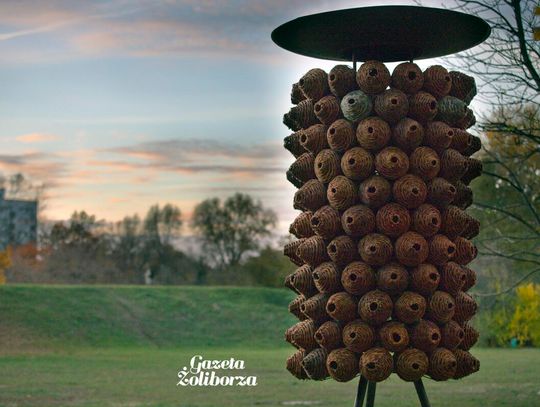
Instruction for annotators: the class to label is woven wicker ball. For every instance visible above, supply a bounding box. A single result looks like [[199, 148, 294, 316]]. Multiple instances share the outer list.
[[297, 235, 329, 267], [311, 205, 342, 239], [356, 116, 391, 151], [412, 204, 441, 237], [287, 349, 308, 379], [301, 293, 331, 323], [374, 89, 409, 124], [359, 175, 392, 208], [327, 175, 357, 211], [392, 118, 424, 153], [437, 96, 467, 127], [395, 231, 429, 267], [285, 273, 297, 293], [453, 349, 480, 379], [294, 179, 327, 212], [341, 205, 376, 238], [453, 291, 478, 324], [341, 261, 376, 296], [440, 320, 464, 350], [315, 149, 342, 184], [314, 95, 342, 125], [358, 289, 393, 325], [379, 321, 409, 352], [462, 218, 480, 240], [329, 65, 357, 99], [341, 147, 374, 181], [289, 294, 308, 321], [284, 99, 319, 131], [315, 320, 343, 351], [313, 262, 342, 294], [391, 62, 424, 94], [284, 240, 306, 267], [439, 149, 469, 182], [408, 91, 438, 122], [461, 266, 477, 292], [428, 234, 456, 265], [287, 152, 315, 188], [289, 264, 316, 296], [358, 233, 393, 266], [302, 348, 329, 380], [409, 147, 440, 181], [440, 205, 469, 239], [300, 124, 329, 155], [463, 135, 481, 156], [393, 174, 427, 209], [290, 211, 314, 239], [343, 319, 376, 353], [375, 146, 410, 180], [452, 181, 473, 209], [395, 291, 427, 324], [426, 291, 456, 324], [409, 263, 440, 296], [288, 319, 318, 351], [462, 158, 483, 185], [327, 235, 358, 266], [439, 262, 467, 295], [291, 83, 307, 105], [395, 348, 429, 381], [455, 107, 476, 129], [327, 348, 359, 382], [424, 121, 454, 152], [376, 203, 411, 237], [357, 60, 391, 94], [341, 90, 373, 122], [449, 71, 477, 105], [284, 131, 307, 158], [360, 347, 393, 382], [423, 65, 452, 99], [409, 319, 441, 352], [377, 262, 409, 295], [460, 323, 479, 351], [299, 68, 329, 101], [427, 178, 457, 207], [327, 291, 358, 322], [453, 237, 478, 265], [450, 129, 473, 153], [428, 347, 457, 381], [327, 119, 356, 152]]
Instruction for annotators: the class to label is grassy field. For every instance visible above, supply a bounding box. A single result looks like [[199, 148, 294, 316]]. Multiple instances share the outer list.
[[1, 285, 539, 407]]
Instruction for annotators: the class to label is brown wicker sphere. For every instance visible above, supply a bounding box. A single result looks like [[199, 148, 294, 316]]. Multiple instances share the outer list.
[[327, 291, 358, 322], [328, 65, 357, 99], [452, 181, 473, 209], [461, 157, 483, 185], [299, 68, 329, 101], [377, 262, 409, 295], [412, 204, 441, 237], [284, 131, 307, 158], [294, 179, 327, 212], [315, 320, 343, 351], [453, 349, 480, 379], [314, 149, 342, 184], [409, 319, 441, 352], [313, 262, 342, 294], [284, 99, 319, 131], [428, 347, 457, 381], [297, 236, 329, 267], [392, 118, 424, 153], [375, 146, 410, 180], [356, 116, 392, 151], [341, 205, 376, 238], [327, 119, 356, 153], [460, 323, 479, 350], [343, 319, 376, 353], [301, 293, 331, 323], [374, 89, 409, 124], [440, 205, 469, 239], [453, 291, 478, 324], [327, 175, 357, 211], [358, 290, 393, 325], [462, 217, 480, 240], [428, 234, 456, 265], [393, 174, 428, 209], [426, 291, 456, 324], [461, 266, 477, 292], [439, 262, 467, 295], [287, 152, 315, 188], [424, 121, 454, 152], [376, 203, 411, 238], [341, 261, 376, 296], [327, 348, 359, 382], [314, 95, 342, 125], [289, 294, 308, 321], [437, 96, 468, 127], [453, 237, 478, 266], [302, 348, 329, 380], [439, 149, 469, 182], [449, 71, 477, 105], [359, 176, 392, 208], [311, 205, 342, 239], [341, 147, 374, 181], [291, 82, 307, 105], [356, 60, 391, 94], [440, 320, 464, 350], [391, 62, 424, 94], [395, 291, 427, 324], [379, 321, 409, 352], [395, 348, 429, 381], [449, 129, 473, 154], [408, 91, 438, 122], [299, 124, 329, 155], [286, 349, 308, 379], [289, 211, 314, 239], [427, 177, 457, 207], [423, 65, 452, 99], [409, 147, 440, 181], [288, 319, 318, 351], [360, 347, 393, 382], [285, 273, 297, 293], [327, 235, 358, 266], [462, 135, 481, 156], [359, 233, 394, 266], [409, 263, 440, 296], [455, 107, 476, 130], [395, 232, 429, 267], [284, 240, 306, 267]]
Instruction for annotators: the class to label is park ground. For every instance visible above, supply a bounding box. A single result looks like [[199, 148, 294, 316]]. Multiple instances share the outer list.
[[0, 285, 539, 406]]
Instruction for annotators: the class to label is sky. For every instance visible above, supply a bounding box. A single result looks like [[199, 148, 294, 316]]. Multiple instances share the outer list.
[[0, 0, 459, 233]]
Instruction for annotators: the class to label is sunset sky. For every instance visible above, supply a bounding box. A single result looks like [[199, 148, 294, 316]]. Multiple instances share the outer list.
[[0, 0, 455, 233]]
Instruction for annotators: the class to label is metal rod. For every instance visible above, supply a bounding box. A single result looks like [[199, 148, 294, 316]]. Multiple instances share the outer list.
[[354, 375, 368, 407], [414, 379, 431, 407], [365, 381, 377, 407], [352, 51, 357, 71]]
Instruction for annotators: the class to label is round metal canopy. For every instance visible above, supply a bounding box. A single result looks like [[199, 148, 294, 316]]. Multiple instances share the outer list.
[[271, 6, 491, 62]]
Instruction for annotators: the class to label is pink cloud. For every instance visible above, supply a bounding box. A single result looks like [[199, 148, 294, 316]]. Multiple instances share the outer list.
[[16, 133, 59, 143]]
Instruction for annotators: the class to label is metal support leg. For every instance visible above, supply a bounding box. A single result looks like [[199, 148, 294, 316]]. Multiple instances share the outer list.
[[354, 375, 368, 407], [365, 381, 377, 407], [414, 379, 431, 407]]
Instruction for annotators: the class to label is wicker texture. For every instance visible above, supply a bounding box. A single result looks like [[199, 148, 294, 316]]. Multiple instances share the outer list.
[[290, 264, 317, 297], [341, 261, 376, 296], [461, 158, 483, 185], [394, 291, 427, 324], [294, 179, 327, 212], [461, 266, 477, 292], [360, 347, 393, 382], [327, 235, 358, 266], [359, 233, 394, 266], [427, 178, 457, 207], [315, 149, 341, 184], [449, 71, 477, 105], [453, 291, 478, 324], [409, 319, 441, 352], [453, 349, 480, 379], [343, 319, 376, 353], [374, 89, 409, 124], [315, 320, 343, 351], [408, 91, 438, 122], [392, 118, 424, 153], [453, 237, 478, 265], [341, 147, 374, 181], [460, 323, 479, 351], [391, 62, 424, 94], [297, 235, 329, 267], [462, 218, 480, 240], [409, 263, 440, 296], [314, 95, 342, 125], [289, 294, 308, 321], [395, 232, 429, 267], [286, 349, 308, 379], [313, 262, 342, 294], [424, 122, 454, 152], [284, 131, 307, 158], [426, 291, 456, 324], [440, 320, 464, 350], [289, 211, 314, 238], [359, 176, 392, 208], [375, 147, 410, 180], [449, 129, 473, 153], [300, 124, 329, 155], [341, 90, 373, 122], [302, 348, 329, 380], [288, 152, 315, 188], [299, 68, 329, 101], [311, 205, 342, 239], [439, 262, 467, 295], [341, 205, 376, 238], [463, 135, 481, 156], [439, 149, 469, 182], [287, 319, 318, 351], [284, 99, 319, 131], [358, 289, 393, 325], [357, 61, 391, 94], [412, 204, 441, 237], [379, 321, 409, 352], [377, 262, 409, 295], [452, 181, 473, 209], [441, 206, 469, 239], [409, 147, 440, 181], [301, 293, 331, 323], [455, 107, 476, 130], [437, 96, 467, 127], [393, 174, 427, 209], [423, 65, 452, 99], [395, 348, 429, 382], [327, 175, 357, 211], [327, 291, 358, 322], [327, 119, 356, 153], [376, 203, 411, 238], [357, 116, 391, 151], [327, 348, 359, 382], [329, 65, 357, 99], [428, 347, 457, 381], [284, 239, 306, 267], [428, 234, 456, 265], [291, 83, 306, 105]]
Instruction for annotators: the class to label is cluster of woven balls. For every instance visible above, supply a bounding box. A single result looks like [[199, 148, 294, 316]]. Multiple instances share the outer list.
[[283, 61, 481, 384]]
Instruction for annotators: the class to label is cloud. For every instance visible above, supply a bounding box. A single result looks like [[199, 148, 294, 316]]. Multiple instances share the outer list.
[[15, 133, 59, 143]]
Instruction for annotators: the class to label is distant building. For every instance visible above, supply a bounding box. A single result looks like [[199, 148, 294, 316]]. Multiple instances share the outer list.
[[0, 189, 38, 249]]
